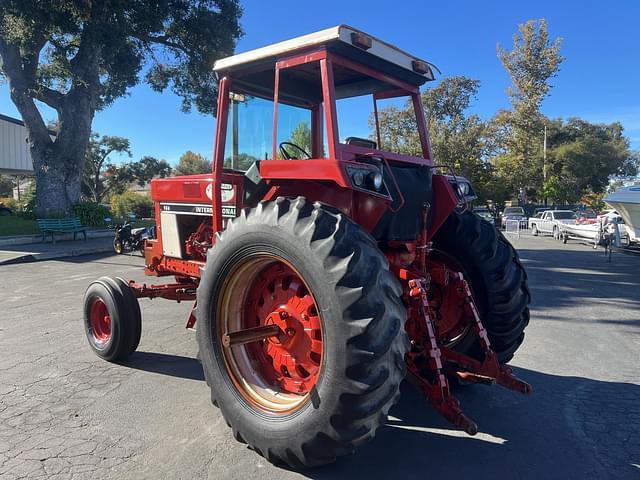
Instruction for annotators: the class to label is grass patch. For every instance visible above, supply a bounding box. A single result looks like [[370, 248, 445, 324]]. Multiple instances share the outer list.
[[0, 216, 40, 236], [0, 215, 156, 237]]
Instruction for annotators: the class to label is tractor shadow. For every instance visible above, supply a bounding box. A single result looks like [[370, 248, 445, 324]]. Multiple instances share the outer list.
[[121, 351, 205, 381], [114, 353, 639, 478], [307, 368, 640, 480]]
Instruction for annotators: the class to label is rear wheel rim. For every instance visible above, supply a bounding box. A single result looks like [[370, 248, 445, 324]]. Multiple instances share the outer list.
[[218, 254, 323, 414], [89, 298, 111, 343], [427, 250, 475, 347]]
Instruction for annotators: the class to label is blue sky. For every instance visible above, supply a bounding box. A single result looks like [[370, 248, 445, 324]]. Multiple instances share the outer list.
[[1, 0, 639, 165]]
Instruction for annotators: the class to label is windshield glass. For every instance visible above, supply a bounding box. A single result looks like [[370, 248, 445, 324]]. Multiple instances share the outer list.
[[332, 62, 423, 157], [504, 208, 525, 215], [554, 211, 577, 219]]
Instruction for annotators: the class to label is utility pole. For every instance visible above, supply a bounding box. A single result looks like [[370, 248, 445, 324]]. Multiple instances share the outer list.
[[543, 124, 547, 206]]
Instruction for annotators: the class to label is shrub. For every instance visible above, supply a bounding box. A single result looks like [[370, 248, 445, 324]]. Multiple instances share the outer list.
[[111, 191, 154, 219], [0, 197, 18, 211], [74, 202, 110, 227], [20, 182, 36, 219]]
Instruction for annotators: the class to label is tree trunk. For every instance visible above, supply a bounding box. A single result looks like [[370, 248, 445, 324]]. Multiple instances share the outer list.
[[2, 30, 99, 217], [28, 95, 94, 216]]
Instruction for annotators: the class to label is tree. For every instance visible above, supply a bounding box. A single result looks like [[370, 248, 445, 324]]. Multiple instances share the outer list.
[[174, 151, 212, 175], [83, 134, 172, 203], [0, 1, 242, 216], [375, 76, 499, 202], [126, 156, 172, 186], [497, 19, 564, 199], [545, 118, 631, 200], [289, 121, 312, 155], [83, 133, 131, 203], [619, 151, 640, 177], [275, 121, 312, 160]]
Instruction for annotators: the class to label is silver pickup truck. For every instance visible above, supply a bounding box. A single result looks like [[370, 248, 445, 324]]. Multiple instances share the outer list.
[[528, 210, 577, 239]]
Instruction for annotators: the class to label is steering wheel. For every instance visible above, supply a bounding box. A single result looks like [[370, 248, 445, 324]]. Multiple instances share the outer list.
[[279, 142, 311, 160]]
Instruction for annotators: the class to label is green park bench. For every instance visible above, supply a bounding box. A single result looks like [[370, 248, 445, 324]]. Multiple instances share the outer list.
[[37, 217, 87, 243]]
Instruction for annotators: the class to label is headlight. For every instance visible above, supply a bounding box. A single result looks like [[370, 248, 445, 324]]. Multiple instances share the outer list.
[[347, 166, 384, 193], [368, 171, 383, 191], [352, 170, 365, 187], [457, 182, 470, 196]]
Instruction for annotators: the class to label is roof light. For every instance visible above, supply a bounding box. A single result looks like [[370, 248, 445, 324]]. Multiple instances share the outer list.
[[351, 32, 372, 50], [412, 60, 429, 75]]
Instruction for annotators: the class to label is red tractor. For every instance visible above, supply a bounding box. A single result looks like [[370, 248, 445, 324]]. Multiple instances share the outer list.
[[83, 26, 530, 468]]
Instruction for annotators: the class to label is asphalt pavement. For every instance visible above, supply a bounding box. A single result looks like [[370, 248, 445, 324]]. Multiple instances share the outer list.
[[0, 233, 638, 479]]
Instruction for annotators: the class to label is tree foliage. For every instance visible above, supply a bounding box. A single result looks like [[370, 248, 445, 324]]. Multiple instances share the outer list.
[[374, 76, 500, 202], [544, 118, 631, 202], [83, 133, 132, 203], [275, 121, 312, 160], [174, 150, 212, 175], [0, 0, 242, 215], [82, 133, 171, 203], [496, 19, 564, 196], [125, 156, 172, 186], [111, 191, 154, 219]]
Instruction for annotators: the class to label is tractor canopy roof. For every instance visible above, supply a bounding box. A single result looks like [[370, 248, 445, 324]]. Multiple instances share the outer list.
[[213, 25, 435, 104]]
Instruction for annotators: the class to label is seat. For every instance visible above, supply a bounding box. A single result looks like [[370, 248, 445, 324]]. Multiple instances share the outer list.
[[345, 137, 377, 149]]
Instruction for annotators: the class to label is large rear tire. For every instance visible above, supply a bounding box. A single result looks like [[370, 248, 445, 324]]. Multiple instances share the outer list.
[[196, 197, 408, 467], [432, 210, 530, 363]]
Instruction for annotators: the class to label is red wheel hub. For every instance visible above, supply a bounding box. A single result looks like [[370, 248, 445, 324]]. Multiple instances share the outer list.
[[245, 263, 323, 395], [90, 298, 111, 343], [426, 253, 474, 345]]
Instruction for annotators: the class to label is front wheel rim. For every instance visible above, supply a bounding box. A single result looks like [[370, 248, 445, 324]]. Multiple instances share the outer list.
[[217, 254, 323, 414], [89, 298, 111, 343]]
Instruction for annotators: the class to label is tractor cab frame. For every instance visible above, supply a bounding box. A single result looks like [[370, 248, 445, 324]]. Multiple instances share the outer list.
[[145, 26, 465, 279]]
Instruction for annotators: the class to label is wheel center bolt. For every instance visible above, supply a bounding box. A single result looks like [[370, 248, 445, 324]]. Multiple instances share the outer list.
[[285, 328, 296, 337]]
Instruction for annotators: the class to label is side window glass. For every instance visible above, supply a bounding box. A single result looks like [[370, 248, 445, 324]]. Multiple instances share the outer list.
[[224, 94, 273, 171]]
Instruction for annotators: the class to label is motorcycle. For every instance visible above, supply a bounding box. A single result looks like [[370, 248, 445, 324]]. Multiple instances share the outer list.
[[113, 223, 156, 255]]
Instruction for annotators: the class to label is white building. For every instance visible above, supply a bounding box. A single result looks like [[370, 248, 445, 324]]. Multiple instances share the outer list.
[[0, 113, 36, 175]]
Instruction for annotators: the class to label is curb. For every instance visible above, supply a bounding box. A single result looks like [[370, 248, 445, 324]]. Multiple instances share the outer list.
[[0, 229, 113, 247], [0, 244, 115, 266]]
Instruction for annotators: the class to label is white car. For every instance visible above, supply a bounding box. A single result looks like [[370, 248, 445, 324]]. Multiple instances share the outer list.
[[529, 210, 577, 239]]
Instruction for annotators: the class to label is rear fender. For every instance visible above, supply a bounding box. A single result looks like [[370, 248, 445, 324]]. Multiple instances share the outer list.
[[427, 175, 459, 241]]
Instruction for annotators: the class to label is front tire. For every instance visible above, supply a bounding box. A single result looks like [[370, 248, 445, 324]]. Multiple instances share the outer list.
[[432, 210, 530, 363], [196, 197, 408, 467], [113, 238, 124, 254], [83, 276, 142, 361]]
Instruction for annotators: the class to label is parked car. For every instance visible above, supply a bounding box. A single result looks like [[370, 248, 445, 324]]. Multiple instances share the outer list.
[[501, 206, 527, 229], [529, 210, 577, 238], [533, 207, 547, 216], [474, 206, 496, 226]]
